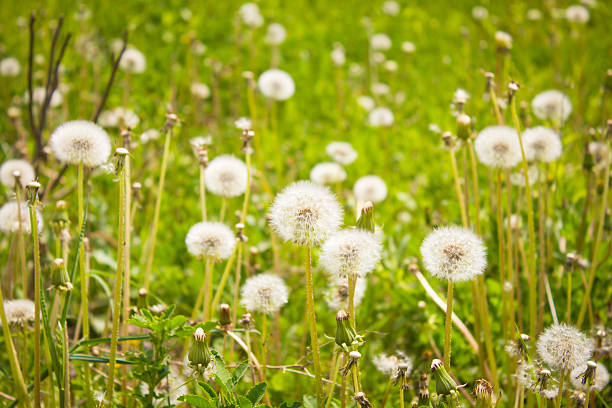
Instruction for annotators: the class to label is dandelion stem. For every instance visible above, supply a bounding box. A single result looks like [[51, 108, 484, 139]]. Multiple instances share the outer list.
[[305, 245, 324, 405], [199, 163, 207, 221], [348, 274, 356, 329], [230, 243, 243, 363], [0, 287, 31, 406], [510, 97, 537, 340], [210, 246, 238, 317], [106, 151, 128, 405], [324, 349, 341, 408], [220, 197, 227, 223], [14, 183, 27, 297], [261, 313, 268, 382], [578, 139, 611, 328], [144, 126, 173, 292], [566, 263, 574, 323], [399, 387, 405, 408], [444, 280, 454, 370], [495, 170, 508, 340], [29, 189, 42, 408], [449, 150, 468, 227], [555, 370, 566, 408], [381, 377, 393, 408]]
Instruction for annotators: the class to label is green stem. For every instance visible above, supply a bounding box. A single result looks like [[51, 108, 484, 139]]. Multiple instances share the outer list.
[[381, 377, 393, 408], [220, 197, 227, 223], [260, 313, 268, 381], [230, 243, 243, 364], [325, 350, 341, 408], [210, 247, 238, 314], [204, 258, 216, 321], [399, 387, 405, 408], [496, 170, 508, 340], [29, 194, 42, 408], [510, 98, 538, 340], [348, 275, 356, 329], [200, 164, 207, 222], [144, 126, 173, 292], [578, 139, 611, 327], [444, 280, 454, 370], [192, 257, 212, 321], [15, 183, 27, 297], [554, 370, 566, 408], [305, 246, 324, 405], [450, 150, 468, 226], [106, 153, 128, 405], [0, 287, 31, 406]]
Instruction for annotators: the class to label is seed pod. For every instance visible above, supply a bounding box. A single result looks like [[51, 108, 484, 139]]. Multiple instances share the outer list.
[[50, 258, 72, 292], [188, 328, 211, 372], [431, 359, 458, 396], [335, 310, 358, 349]]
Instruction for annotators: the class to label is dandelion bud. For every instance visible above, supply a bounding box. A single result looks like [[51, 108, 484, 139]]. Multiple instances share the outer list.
[[474, 379, 494, 408], [241, 129, 254, 153], [442, 131, 459, 151], [456, 114, 471, 140], [494, 31, 513, 52], [393, 362, 412, 390], [26, 181, 41, 205], [354, 392, 372, 408], [218, 303, 232, 327], [356, 201, 375, 233], [484, 72, 495, 93], [50, 258, 72, 292], [240, 312, 253, 328], [508, 81, 520, 104], [335, 310, 359, 348], [431, 359, 458, 395], [418, 372, 430, 404], [188, 328, 211, 372]]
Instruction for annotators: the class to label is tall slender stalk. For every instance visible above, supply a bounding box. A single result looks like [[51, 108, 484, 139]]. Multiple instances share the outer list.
[[210, 246, 238, 314], [106, 149, 129, 405], [510, 96, 538, 340], [144, 120, 174, 291], [305, 246, 324, 405], [444, 281, 454, 370], [121, 141, 132, 402], [0, 287, 31, 406], [578, 139, 611, 327], [348, 274, 356, 329], [27, 183, 42, 408], [199, 162, 207, 221], [14, 183, 28, 297], [495, 170, 508, 339]]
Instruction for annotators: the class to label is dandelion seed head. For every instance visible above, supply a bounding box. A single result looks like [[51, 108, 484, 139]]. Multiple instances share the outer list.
[[320, 229, 382, 279], [370, 33, 392, 50], [310, 162, 347, 185], [269, 180, 343, 246], [354, 175, 387, 203], [474, 125, 522, 168], [0, 201, 42, 234], [495, 31, 513, 49], [234, 117, 252, 130], [527, 9, 543, 20], [382, 1, 400, 16], [326, 142, 358, 165], [258, 69, 295, 101], [472, 6, 489, 20], [420, 226, 486, 282], [191, 82, 211, 99], [0, 57, 21, 77], [368, 107, 394, 127], [566, 5, 590, 23], [119, 48, 146, 73], [570, 362, 610, 392], [185, 221, 236, 259], [3, 299, 35, 326], [325, 276, 366, 310], [140, 129, 160, 143], [532, 90, 572, 125], [204, 155, 248, 198], [357, 96, 375, 111], [50, 120, 111, 167], [401, 41, 416, 53], [523, 126, 562, 163], [265, 23, 287, 45], [239, 3, 264, 27], [240, 273, 289, 314], [537, 323, 594, 371], [331, 43, 346, 66], [0, 160, 35, 188]]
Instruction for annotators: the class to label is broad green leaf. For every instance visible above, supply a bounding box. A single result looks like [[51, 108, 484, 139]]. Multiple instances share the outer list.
[[246, 382, 267, 405], [238, 396, 253, 408], [231, 360, 249, 386], [197, 381, 217, 399], [178, 394, 212, 408], [214, 355, 232, 389]]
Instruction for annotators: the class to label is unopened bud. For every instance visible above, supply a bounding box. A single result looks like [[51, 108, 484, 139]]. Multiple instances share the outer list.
[[475, 379, 494, 408], [431, 359, 458, 395], [218, 303, 232, 327], [356, 202, 375, 233], [188, 327, 211, 372], [335, 310, 359, 348], [50, 258, 72, 292]]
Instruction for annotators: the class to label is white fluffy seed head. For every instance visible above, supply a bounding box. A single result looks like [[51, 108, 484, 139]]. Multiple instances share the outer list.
[[119, 48, 146, 73], [570, 362, 609, 392], [368, 107, 394, 127], [269, 180, 343, 246], [0, 57, 21, 77], [374, 353, 413, 378], [191, 82, 211, 99], [420, 226, 487, 282], [523, 126, 562, 163], [265, 23, 287, 45], [320, 229, 382, 279], [310, 162, 347, 185], [204, 155, 248, 198], [370, 33, 392, 50], [353, 175, 387, 203], [382, 1, 400, 16], [325, 276, 366, 310], [240, 273, 289, 314], [238, 3, 264, 27], [326, 142, 358, 165], [185, 221, 236, 259], [49, 120, 111, 167], [0, 160, 35, 188], [474, 125, 522, 168], [3, 299, 35, 325], [566, 5, 589, 23], [0, 202, 42, 234], [495, 31, 513, 49], [532, 90, 572, 125], [536, 324, 594, 371], [258, 69, 295, 101]]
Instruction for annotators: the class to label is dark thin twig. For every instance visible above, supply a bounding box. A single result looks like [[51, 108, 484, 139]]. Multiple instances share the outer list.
[[42, 16, 64, 114], [37, 31, 71, 139], [92, 30, 129, 123], [27, 13, 37, 155], [40, 164, 68, 201]]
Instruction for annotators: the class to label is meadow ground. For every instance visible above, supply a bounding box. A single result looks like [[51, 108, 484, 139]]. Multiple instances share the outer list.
[[0, 0, 611, 407]]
